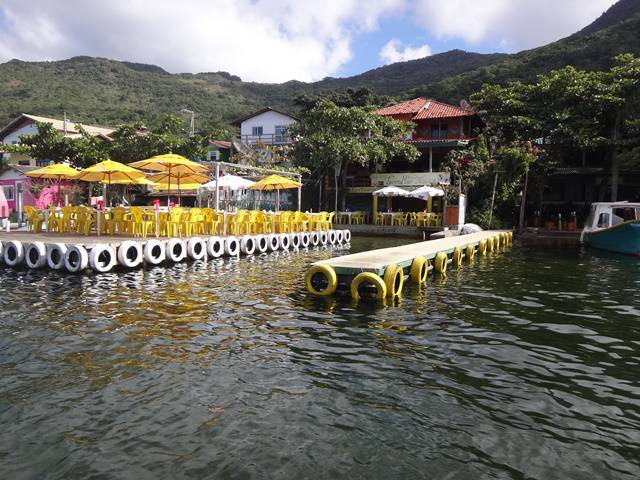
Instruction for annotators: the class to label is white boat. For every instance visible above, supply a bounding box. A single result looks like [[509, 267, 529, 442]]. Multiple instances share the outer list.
[[581, 202, 640, 256]]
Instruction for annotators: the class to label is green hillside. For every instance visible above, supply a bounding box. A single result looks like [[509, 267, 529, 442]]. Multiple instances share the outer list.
[[411, 0, 640, 103], [0, 0, 637, 130]]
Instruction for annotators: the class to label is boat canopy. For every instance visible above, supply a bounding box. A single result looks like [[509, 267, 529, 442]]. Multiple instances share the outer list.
[[584, 202, 640, 233]]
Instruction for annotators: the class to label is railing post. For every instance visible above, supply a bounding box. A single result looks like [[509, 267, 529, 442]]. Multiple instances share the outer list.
[[215, 162, 220, 211], [297, 175, 302, 212]]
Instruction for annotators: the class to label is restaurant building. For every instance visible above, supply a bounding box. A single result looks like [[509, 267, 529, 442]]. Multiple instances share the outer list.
[[334, 98, 481, 220]]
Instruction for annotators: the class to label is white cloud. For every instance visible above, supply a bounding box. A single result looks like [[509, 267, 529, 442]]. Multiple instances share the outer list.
[[0, 0, 621, 81], [379, 38, 431, 64], [0, 0, 402, 82], [411, 0, 618, 51]]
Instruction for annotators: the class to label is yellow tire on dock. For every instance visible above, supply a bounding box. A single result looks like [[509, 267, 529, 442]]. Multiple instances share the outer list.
[[495, 235, 501, 248], [466, 244, 475, 262], [508, 232, 513, 243], [452, 247, 463, 268], [383, 264, 404, 298], [434, 252, 448, 274], [410, 256, 429, 284], [478, 240, 488, 255], [305, 265, 338, 296], [351, 272, 387, 301], [488, 237, 495, 253]]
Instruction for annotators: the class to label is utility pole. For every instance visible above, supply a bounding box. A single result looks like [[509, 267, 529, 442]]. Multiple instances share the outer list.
[[180, 109, 195, 136]]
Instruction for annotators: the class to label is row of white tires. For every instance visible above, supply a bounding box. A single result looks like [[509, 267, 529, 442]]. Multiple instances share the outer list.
[[0, 230, 351, 274]]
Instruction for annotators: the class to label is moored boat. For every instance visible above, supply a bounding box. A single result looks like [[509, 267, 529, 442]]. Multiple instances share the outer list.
[[581, 202, 640, 255]]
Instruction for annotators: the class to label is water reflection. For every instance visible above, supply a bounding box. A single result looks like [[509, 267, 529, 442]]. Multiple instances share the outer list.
[[1, 238, 639, 479]]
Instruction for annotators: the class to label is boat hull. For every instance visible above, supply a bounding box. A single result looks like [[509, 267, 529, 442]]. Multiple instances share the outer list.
[[584, 221, 640, 256]]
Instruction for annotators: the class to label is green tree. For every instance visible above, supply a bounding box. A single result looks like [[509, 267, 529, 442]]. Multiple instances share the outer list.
[[290, 100, 419, 211]]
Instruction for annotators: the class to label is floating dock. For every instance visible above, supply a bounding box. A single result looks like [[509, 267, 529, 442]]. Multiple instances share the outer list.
[[305, 230, 512, 300], [0, 229, 351, 274]]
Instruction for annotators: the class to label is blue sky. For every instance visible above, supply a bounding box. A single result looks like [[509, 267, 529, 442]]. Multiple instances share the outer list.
[[0, 0, 618, 83]]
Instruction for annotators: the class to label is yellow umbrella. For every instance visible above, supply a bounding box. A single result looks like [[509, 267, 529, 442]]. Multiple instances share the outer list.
[[147, 171, 208, 205], [24, 163, 78, 179], [249, 174, 302, 211], [74, 159, 146, 206], [152, 182, 203, 191], [130, 154, 209, 205], [248, 174, 302, 191], [25, 163, 79, 206]]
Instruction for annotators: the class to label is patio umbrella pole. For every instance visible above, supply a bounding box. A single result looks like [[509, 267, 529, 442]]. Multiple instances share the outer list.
[[215, 163, 220, 211], [167, 165, 172, 207]]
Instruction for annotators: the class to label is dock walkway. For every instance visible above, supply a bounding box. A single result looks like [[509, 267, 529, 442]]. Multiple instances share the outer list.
[[315, 230, 508, 275], [305, 230, 512, 300]]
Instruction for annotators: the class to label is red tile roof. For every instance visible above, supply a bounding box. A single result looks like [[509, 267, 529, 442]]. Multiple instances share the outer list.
[[376, 98, 474, 120], [375, 97, 428, 116], [413, 100, 474, 120], [209, 140, 231, 149]]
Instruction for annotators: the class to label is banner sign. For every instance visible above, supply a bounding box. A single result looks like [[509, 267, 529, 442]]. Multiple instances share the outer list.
[[370, 172, 450, 187]]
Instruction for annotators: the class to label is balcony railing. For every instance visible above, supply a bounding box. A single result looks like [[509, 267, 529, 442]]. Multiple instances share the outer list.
[[238, 134, 291, 145]]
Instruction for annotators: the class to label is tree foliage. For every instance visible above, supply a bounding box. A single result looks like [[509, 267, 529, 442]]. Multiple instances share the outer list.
[[289, 99, 419, 209], [10, 114, 209, 167]]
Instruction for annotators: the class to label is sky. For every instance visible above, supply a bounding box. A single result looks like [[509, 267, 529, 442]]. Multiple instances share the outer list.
[[0, 0, 618, 83]]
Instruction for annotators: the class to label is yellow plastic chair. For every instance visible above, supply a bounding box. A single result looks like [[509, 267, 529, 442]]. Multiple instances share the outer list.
[[124, 207, 154, 238], [161, 208, 184, 237], [76, 208, 97, 236], [24, 206, 45, 232], [201, 208, 220, 235]]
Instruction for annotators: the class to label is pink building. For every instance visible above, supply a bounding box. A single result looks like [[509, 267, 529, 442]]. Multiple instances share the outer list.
[[0, 165, 68, 217]]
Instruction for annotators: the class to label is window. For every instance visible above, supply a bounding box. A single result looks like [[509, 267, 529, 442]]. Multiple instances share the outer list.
[[3, 185, 14, 201], [275, 125, 288, 142], [252, 126, 263, 136], [18, 160, 30, 166], [36, 160, 50, 167], [431, 124, 448, 139], [207, 149, 220, 161], [597, 213, 610, 228]]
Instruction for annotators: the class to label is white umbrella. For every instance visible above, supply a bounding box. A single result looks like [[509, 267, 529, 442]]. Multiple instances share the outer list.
[[202, 174, 256, 191], [409, 185, 445, 199], [372, 185, 411, 197]]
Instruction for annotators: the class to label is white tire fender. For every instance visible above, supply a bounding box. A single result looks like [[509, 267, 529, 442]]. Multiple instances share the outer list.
[[207, 236, 224, 258], [267, 233, 279, 252], [255, 234, 269, 253], [166, 238, 187, 262], [310, 232, 320, 246], [225, 236, 240, 256], [64, 244, 88, 273], [300, 232, 310, 248], [25, 242, 47, 269], [240, 235, 256, 255], [118, 240, 143, 268], [89, 244, 116, 273], [279, 233, 291, 250], [47, 243, 67, 270], [343, 229, 352, 243], [187, 237, 207, 261], [144, 240, 166, 265], [4, 240, 24, 267], [289, 233, 301, 249]]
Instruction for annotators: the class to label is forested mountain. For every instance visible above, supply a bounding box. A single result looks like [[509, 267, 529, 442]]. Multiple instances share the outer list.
[[0, 0, 637, 130]]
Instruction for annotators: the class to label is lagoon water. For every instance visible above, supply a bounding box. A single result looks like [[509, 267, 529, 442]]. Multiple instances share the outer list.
[[1, 237, 639, 479]]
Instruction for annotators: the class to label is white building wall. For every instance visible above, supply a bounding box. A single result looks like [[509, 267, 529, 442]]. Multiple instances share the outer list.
[[2, 123, 38, 145], [240, 111, 296, 137]]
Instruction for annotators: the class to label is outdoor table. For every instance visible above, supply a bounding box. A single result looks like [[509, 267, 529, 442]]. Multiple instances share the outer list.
[[337, 211, 355, 224], [377, 212, 396, 225]]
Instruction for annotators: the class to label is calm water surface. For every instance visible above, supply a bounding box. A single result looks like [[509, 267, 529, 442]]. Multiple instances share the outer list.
[[1, 237, 640, 479]]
